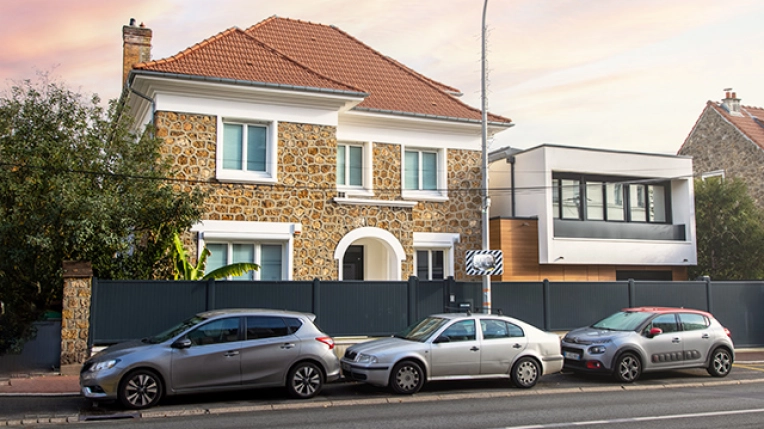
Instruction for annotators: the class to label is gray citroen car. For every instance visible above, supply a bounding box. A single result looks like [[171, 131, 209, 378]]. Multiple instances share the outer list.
[[80, 309, 340, 409], [561, 307, 734, 382], [341, 313, 563, 394]]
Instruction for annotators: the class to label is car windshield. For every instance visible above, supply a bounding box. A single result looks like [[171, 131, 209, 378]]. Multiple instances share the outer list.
[[591, 311, 653, 331], [146, 315, 207, 344], [393, 317, 448, 342]]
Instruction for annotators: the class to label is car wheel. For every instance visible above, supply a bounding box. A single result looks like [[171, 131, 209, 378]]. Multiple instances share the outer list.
[[707, 348, 732, 377], [118, 369, 163, 410], [511, 357, 540, 388], [287, 362, 324, 399], [390, 360, 424, 394], [613, 353, 641, 383]]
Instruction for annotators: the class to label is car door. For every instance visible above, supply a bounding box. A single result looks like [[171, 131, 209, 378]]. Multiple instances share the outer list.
[[171, 317, 242, 391], [641, 313, 684, 370], [678, 312, 712, 367], [429, 319, 481, 377], [240, 316, 301, 387], [479, 319, 528, 375]]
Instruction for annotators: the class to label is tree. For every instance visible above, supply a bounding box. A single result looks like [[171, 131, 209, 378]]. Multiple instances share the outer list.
[[171, 233, 259, 280], [691, 177, 764, 280], [0, 76, 205, 354]]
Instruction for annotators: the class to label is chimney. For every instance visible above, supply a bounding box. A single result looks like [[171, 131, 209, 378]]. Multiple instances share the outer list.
[[721, 89, 742, 117], [122, 18, 152, 85]]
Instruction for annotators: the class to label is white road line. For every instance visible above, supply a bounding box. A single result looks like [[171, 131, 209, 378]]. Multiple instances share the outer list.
[[496, 408, 764, 429]]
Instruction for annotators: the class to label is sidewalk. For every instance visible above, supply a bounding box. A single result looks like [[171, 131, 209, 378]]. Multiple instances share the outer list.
[[2, 349, 762, 396]]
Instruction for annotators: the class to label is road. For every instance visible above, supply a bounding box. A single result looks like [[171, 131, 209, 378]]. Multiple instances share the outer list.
[[4, 365, 764, 428]]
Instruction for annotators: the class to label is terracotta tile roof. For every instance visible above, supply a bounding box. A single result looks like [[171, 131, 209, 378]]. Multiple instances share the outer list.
[[134, 27, 364, 94], [709, 101, 764, 150], [246, 17, 511, 124]]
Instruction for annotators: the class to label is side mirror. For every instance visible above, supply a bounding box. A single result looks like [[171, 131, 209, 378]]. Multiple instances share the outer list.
[[433, 335, 451, 344], [172, 338, 192, 349], [647, 327, 663, 338]]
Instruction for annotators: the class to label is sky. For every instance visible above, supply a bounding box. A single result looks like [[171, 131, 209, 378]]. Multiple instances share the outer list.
[[2, 0, 763, 155]]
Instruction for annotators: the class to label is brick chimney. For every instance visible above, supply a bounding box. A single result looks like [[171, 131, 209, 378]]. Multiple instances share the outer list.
[[721, 90, 742, 117], [122, 18, 152, 85]]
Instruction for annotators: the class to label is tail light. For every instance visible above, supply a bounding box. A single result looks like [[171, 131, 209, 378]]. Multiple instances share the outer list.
[[316, 336, 335, 350], [724, 327, 732, 338]]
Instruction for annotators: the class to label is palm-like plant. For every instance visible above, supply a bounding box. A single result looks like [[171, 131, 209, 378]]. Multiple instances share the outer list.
[[172, 233, 259, 280]]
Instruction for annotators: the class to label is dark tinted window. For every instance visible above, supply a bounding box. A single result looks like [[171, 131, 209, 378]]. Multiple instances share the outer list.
[[650, 314, 679, 333], [186, 317, 240, 346], [679, 313, 709, 331], [246, 316, 290, 340], [284, 317, 303, 334]]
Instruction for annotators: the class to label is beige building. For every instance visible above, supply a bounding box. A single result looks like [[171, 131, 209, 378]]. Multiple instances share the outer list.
[[121, 17, 513, 281]]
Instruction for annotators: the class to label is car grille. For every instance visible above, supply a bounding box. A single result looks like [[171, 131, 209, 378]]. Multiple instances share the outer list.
[[344, 350, 358, 360]]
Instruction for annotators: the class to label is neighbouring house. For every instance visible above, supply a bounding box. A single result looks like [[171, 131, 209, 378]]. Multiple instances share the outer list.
[[120, 17, 513, 281], [487, 144, 697, 281], [677, 91, 764, 208]]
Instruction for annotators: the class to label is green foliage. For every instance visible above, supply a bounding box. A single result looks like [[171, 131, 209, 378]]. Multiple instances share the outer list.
[[0, 76, 205, 354], [172, 233, 259, 280], [691, 178, 764, 280]]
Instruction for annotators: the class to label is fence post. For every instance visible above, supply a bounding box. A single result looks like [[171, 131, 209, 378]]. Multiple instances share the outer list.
[[704, 276, 713, 312], [628, 278, 636, 308], [312, 278, 321, 318], [543, 279, 550, 331], [407, 276, 418, 325], [206, 278, 216, 311]]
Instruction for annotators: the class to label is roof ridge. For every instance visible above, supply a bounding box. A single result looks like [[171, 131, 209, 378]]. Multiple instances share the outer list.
[[135, 27, 241, 69]]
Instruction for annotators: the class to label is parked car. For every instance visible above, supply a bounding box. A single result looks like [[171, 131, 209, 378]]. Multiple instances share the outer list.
[[341, 313, 563, 394], [80, 309, 340, 409], [561, 307, 734, 383]]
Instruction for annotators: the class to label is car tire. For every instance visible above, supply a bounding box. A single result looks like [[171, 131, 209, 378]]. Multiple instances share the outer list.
[[511, 357, 540, 388], [390, 360, 424, 394], [707, 347, 733, 377], [613, 352, 641, 383], [118, 369, 163, 410], [286, 362, 324, 399]]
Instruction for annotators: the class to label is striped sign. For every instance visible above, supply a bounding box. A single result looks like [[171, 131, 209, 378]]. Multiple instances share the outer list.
[[466, 250, 504, 276]]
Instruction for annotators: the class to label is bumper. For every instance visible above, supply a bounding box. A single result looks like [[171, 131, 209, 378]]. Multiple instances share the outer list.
[[561, 345, 612, 373], [340, 360, 390, 387], [80, 368, 122, 400]]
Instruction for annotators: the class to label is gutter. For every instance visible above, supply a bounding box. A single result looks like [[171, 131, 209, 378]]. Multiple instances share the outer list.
[[350, 106, 515, 127]]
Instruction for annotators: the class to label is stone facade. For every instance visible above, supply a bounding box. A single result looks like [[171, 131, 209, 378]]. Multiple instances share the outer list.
[[679, 107, 764, 208], [60, 261, 93, 368], [155, 111, 483, 280]]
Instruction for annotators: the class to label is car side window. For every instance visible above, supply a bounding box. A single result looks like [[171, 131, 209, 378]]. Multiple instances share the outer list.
[[507, 323, 524, 338], [246, 316, 290, 340], [481, 319, 508, 339], [187, 317, 240, 346], [679, 313, 709, 331], [648, 314, 679, 334], [441, 320, 476, 342], [284, 317, 303, 334]]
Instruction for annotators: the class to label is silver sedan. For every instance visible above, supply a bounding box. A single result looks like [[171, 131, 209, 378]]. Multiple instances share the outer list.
[[80, 309, 340, 409], [341, 313, 563, 394]]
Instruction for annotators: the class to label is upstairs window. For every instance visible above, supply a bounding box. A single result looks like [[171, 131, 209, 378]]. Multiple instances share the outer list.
[[217, 119, 277, 183], [405, 150, 438, 191], [337, 143, 364, 187]]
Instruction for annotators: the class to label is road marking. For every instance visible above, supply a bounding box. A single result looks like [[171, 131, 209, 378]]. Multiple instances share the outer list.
[[494, 408, 764, 429], [734, 363, 764, 373]]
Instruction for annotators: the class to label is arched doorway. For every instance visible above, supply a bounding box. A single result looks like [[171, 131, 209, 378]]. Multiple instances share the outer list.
[[334, 227, 406, 280]]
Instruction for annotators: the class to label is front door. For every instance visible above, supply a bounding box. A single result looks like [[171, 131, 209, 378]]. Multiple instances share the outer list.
[[171, 317, 242, 391], [430, 319, 480, 377], [343, 245, 364, 280]]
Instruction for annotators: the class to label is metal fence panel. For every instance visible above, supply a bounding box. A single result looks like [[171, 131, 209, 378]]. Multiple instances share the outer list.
[[547, 282, 629, 331], [633, 281, 708, 310], [452, 282, 482, 312], [213, 281, 313, 313], [417, 281, 447, 318], [91, 280, 207, 344], [491, 282, 545, 329], [318, 281, 408, 336], [709, 281, 764, 347]]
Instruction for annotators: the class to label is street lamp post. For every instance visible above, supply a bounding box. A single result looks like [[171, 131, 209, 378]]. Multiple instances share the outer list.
[[480, 0, 491, 314]]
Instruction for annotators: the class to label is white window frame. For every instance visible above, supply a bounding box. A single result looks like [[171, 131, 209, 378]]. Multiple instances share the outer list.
[[191, 220, 300, 280], [216, 118, 278, 184], [336, 141, 374, 197], [402, 147, 448, 202], [701, 170, 725, 181], [413, 232, 459, 278], [415, 249, 447, 280], [205, 241, 285, 281]]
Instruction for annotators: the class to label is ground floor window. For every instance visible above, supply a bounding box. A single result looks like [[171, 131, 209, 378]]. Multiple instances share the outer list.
[[416, 249, 445, 280], [206, 242, 284, 280]]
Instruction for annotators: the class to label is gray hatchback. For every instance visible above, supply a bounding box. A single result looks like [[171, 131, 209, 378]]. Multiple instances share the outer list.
[[561, 307, 734, 382], [80, 309, 340, 409]]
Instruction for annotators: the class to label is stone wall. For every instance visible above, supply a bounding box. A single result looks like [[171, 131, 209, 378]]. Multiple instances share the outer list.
[[60, 261, 93, 370], [155, 111, 483, 280], [679, 107, 764, 208]]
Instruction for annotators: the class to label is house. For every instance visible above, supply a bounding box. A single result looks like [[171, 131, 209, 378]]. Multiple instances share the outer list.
[[487, 144, 696, 281], [678, 91, 764, 207], [120, 17, 513, 281]]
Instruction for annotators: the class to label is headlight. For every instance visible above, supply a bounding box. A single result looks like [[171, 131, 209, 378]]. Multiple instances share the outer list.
[[90, 359, 120, 372], [588, 346, 607, 355], [357, 354, 378, 364]]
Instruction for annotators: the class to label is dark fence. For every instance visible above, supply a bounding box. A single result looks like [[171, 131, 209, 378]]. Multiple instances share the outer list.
[[90, 278, 764, 348]]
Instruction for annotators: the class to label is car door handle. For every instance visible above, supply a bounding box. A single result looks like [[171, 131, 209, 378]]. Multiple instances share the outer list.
[[470, 346, 480, 352], [701, 334, 710, 339], [224, 351, 239, 357], [513, 343, 522, 349], [281, 343, 296, 349], [672, 338, 681, 343]]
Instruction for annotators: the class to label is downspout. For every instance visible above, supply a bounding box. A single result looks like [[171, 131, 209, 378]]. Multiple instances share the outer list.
[[509, 155, 516, 217]]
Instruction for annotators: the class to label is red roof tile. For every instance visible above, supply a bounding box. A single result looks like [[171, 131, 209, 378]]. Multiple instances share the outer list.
[[708, 102, 764, 150], [134, 27, 363, 94]]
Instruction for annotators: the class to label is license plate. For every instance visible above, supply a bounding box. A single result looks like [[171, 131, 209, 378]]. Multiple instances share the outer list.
[[564, 351, 580, 360]]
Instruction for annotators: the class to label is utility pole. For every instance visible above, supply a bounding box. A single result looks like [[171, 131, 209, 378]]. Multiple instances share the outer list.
[[480, 0, 491, 314]]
